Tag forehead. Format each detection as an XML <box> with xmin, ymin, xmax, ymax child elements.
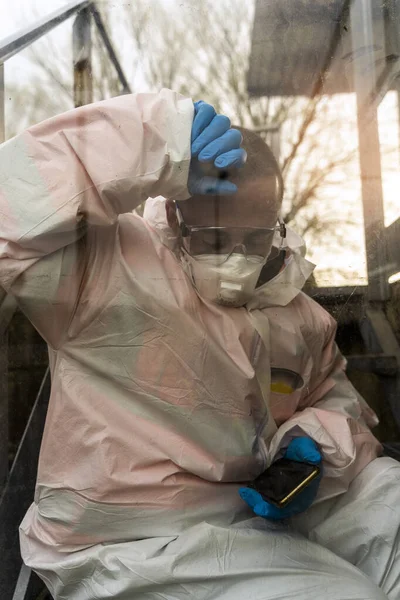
<box><xmin>179</xmin><ymin>176</ymin><xmax>279</xmax><ymax>228</ymax></box>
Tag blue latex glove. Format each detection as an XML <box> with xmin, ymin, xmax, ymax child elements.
<box><xmin>188</xmin><ymin>101</ymin><xmax>247</xmax><ymax>196</ymax></box>
<box><xmin>239</xmin><ymin>437</ymin><xmax>322</xmax><ymax>521</ymax></box>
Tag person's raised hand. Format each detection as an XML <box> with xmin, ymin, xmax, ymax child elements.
<box><xmin>188</xmin><ymin>101</ymin><xmax>247</xmax><ymax>196</ymax></box>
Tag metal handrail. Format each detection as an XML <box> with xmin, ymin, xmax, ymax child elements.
<box><xmin>0</xmin><ymin>0</ymin><xmax>131</xmax><ymax>92</ymax></box>
<box><xmin>0</xmin><ymin>0</ymin><xmax>91</xmax><ymax>63</ymax></box>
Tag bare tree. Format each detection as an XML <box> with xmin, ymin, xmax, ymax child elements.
<box><xmin>121</xmin><ymin>0</ymin><xmax>360</xmax><ymax>243</ymax></box>
<box><xmin>6</xmin><ymin>0</ymin><xmax>362</xmax><ymax>250</ymax></box>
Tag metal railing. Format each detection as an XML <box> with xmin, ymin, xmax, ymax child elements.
<box><xmin>0</xmin><ymin>4</ymin><xmax>131</xmax><ymax>597</ymax></box>
<box><xmin>0</xmin><ymin>0</ymin><xmax>131</xmax><ymax>142</ymax></box>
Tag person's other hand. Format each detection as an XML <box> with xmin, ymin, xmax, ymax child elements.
<box><xmin>239</xmin><ymin>437</ymin><xmax>322</xmax><ymax>521</ymax></box>
<box><xmin>188</xmin><ymin>101</ymin><xmax>247</xmax><ymax>196</ymax></box>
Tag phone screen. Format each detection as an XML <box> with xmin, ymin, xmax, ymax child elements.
<box><xmin>249</xmin><ymin>458</ymin><xmax>320</xmax><ymax>507</ymax></box>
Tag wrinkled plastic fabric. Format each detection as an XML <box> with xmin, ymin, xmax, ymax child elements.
<box><xmin>20</xmin><ymin>458</ymin><xmax>400</xmax><ymax>600</ymax></box>
<box><xmin>0</xmin><ymin>90</ymin><xmax>398</xmax><ymax>599</ymax></box>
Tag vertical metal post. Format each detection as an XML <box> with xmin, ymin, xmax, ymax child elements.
<box><xmin>350</xmin><ymin>0</ymin><xmax>390</xmax><ymax>301</ymax></box>
<box><xmin>73</xmin><ymin>7</ymin><xmax>93</xmax><ymax>108</ymax></box>
<box><xmin>0</xmin><ymin>63</ymin><xmax>5</xmax><ymax>143</ymax></box>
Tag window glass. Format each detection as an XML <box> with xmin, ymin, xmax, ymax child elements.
<box><xmin>1</xmin><ymin>2</ymin><xmax>400</xmax><ymax>599</ymax></box>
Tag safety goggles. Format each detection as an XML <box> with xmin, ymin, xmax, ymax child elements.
<box><xmin>177</xmin><ymin>208</ymin><xmax>286</xmax><ymax>264</ymax></box>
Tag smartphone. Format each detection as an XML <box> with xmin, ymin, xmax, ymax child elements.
<box><xmin>249</xmin><ymin>458</ymin><xmax>320</xmax><ymax>508</ymax></box>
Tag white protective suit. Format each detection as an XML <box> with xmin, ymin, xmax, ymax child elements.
<box><xmin>0</xmin><ymin>89</ymin><xmax>399</xmax><ymax>599</ymax></box>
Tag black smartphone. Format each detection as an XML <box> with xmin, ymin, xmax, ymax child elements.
<box><xmin>249</xmin><ymin>458</ymin><xmax>320</xmax><ymax>508</ymax></box>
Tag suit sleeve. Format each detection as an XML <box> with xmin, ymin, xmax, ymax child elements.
<box><xmin>0</xmin><ymin>89</ymin><xmax>193</xmax><ymax>347</ymax></box>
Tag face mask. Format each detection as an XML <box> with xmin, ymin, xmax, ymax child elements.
<box><xmin>182</xmin><ymin>251</ymin><xmax>266</xmax><ymax>307</ymax></box>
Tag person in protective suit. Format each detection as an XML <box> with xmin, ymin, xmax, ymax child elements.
<box><xmin>0</xmin><ymin>90</ymin><xmax>399</xmax><ymax>600</ymax></box>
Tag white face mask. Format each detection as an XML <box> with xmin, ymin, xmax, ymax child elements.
<box><xmin>182</xmin><ymin>252</ymin><xmax>266</xmax><ymax>307</ymax></box>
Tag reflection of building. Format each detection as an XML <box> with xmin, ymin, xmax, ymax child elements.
<box><xmin>246</xmin><ymin>0</ymin><xmax>400</xmax><ymax>514</ymax></box>
<box><xmin>247</xmin><ymin>0</ymin><xmax>400</xmax><ymax>301</ymax></box>
<box><xmin>248</xmin><ymin>0</ymin><xmax>400</xmax><ymax>100</ymax></box>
